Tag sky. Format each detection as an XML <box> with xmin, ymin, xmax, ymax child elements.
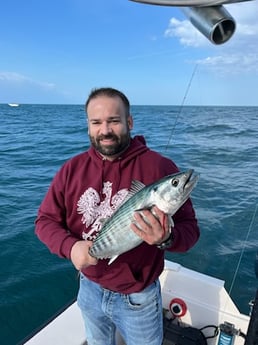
<box><xmin>0</xmin><ymin>0</ymin><xmax>258</xmax><ymax>106</ymax></box>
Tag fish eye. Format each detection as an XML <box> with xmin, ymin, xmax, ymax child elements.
<box><xmin>171</xmin><ymin>178</ymin><xmax>179</xmax><ymax>187</ymax></box>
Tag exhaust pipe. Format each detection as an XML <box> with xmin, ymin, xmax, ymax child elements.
<box><xmin>129</xmin><ymin>1</ymin><xmax>237</xmax><ymax>44</ymax></box>
<box><xmin>181</xmin><ymin>5</ymin><xmax>236</xmax><ymax>44</ymax></box>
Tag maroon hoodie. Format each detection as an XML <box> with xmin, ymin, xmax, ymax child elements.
<box><xmin>35</xmin><ymin>136</ymin><xmax>199</xmax><ymax>293</ymax></box>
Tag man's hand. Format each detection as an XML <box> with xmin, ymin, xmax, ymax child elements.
<box><xmin>70</xmin><ymin>240</ymin><xmax>98</xmax><ymax>270</ymax></box>
<box><xmin>130</xmin><ymin>206</ymin><xmax>171</xmax><ymax>245</ymax></box>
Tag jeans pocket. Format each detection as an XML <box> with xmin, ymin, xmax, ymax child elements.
<box><xmin>126</xmin><ymin>280</ymin><xmax>160</xmax><ymax>309</ymax></box>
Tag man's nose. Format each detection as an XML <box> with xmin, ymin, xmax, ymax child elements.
<box><xmin>100</xmin><ymin>122</ymin><xmax>112</xmax><ymax>135</ymax></box>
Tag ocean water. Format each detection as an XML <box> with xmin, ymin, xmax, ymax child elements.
<box><xmin>0</xmin><ymin>104</ymin><xmax>257</xmax><ymax>345</ymax></box>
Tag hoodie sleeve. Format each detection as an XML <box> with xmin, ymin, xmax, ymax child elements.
<box><xmin>35</xmin><ymin>166</ymin><xmax>79</xmax><ymax>259</ymax></box>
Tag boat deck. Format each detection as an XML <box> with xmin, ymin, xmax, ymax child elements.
<box><xmin>24</xmin><ymin>261</ymin><xmax>250</xmax><ymax>345</ymax></box>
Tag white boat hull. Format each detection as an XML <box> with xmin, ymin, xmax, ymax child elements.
<box><xmin>8</xmin><ymin>103</ymin><xmax>19</xmax><ymax>107</ymax></box>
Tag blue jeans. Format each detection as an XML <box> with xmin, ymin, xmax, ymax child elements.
<box><xmin>77</xmin><ymin>273</ymin><xmax>163</xmax><ymax>345</ymax></box>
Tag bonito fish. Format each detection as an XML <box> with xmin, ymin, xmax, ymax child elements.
<box><xmin>89</xmin><ymin>169</ymin><xmax>198</xmax><ymax>263</ymax></box>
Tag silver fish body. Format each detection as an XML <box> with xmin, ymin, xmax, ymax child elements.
<box><xmin>89</xmin><ymin>169</ymin><xmax>198</xmax><ymax>262</ymax></box>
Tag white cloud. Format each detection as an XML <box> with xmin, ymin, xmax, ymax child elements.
<box><xmin>0</xmin><ymin>71</ymin><xmax>55</xmax><ymax>89</ymax></box>
<box><xmin>228</xmin><ymin>2</ymin><xmax>258</xmax><ymax>45</ymax></box>
<box><xmin>164</xmin><ymin>17</ymin><xmax>207</xmax><ymax>47</ymax></box>
<box><xmin>164</xmin><ymin>1</ymin><xmax>258</xmax><ymax>73</ymax></box>
<box><xmin>229</xmin><ymin>1</ymin><xmax>258</xmax><ymax>24</ymax></box>
<box><xmin>196</xmin><ymin>52</ymin><xmax>258</xmax><ymax>74</ymax></box>
<box><xmin>0</xmin><ymin>71</ymin><xmax>74</xmax><ymax>104</ymax></box>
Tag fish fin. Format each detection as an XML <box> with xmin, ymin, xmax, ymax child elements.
<box><xmin>123</xmin><ymin>180</ymin><xmax>145</xmax><ymax>200</ymax></box>
<box><xmin>135</xmin><ymin>205</ymin><xmax>154</xmax><ymax>212</ymax></box>
<box><xmin>121</xmin><ymin>180</ymin><xmax>146</xmax><ymax>203</ymax></box>
<box><xmin>99</xmin><ymin>218</ymin><xmax>105</xmax><ymax>224</ymax></box>
<box><xmin>98</xmin><ymin>217</ymin><xmax>111</xmax><ymax>228</ymax></box>
<box><xmin>108</xmin><ymin>255</ymin><xmax>119</xmax><ymax>265</ymax></box>
<box><xmin>130</xmin><ymin>180</ymin><xmax>146</xmax><ymax>193</ymax></box>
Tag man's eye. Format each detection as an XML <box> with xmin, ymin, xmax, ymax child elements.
<box><xmin>107</xmin><ymin>119</ymin><xmax>120</xmax><ymax>124</ymax></box>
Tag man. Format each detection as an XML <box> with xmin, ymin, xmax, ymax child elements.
<box><xmin>35</xmin><ymin>87</ymin><xmax>200</xmax><ymax>345</ymax></box>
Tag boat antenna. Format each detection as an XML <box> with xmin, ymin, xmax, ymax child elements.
<box><xmin>165</xmin><ymin>63</ymin><xmax>198</xmax><ymax>152</ymax></box>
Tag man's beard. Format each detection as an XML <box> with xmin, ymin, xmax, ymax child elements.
<box><xmin>90</xmin><ymin>132</ymin><xmax>130</xmax><ymax>157</ymax></box>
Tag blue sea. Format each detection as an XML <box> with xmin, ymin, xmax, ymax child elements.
<box><xmin>0</xmin><ymin>104</ymin><xmax>257</xmax><ymax>345</ymax></box>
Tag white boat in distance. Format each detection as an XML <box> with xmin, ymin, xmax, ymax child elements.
<box><xmin>23</xmin><ymin>259</ymin><xmax>257</xmax><ymax>345</ymax></box>
<box><xmin>8</xmin><ymin>103</ymin><xmax>19</xmax><ymax>107</ymax></box>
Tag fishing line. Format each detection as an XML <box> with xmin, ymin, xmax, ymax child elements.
<box><xmin>226</xmin><ymin>203</ymin><xmax>258</xmax><ymax>302</ymax></box>
<box><xmin>165</xmin><ymin>63</ymin><xmax>198</xmax><ymax>152</ymax></box>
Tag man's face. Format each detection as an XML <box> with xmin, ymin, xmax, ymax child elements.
<box><xmin>87</xmin><ymin>95</ymin><xmax>133</xmax><ymax>160</ymax></box>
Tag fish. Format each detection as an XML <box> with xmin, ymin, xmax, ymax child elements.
<box><xmin>89</xmin><ymin>169</ymin><xmax>198</xmax><ymax>264</ymax></box>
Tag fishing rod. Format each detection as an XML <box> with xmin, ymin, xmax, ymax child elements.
<box><xmin>165</xmin><ymin>63</ymin><xmax>198</xmax><ymax>152</ymax></box>
<box><xmin>217</xmin><ymin>204</ymin><xmax>258</xmax><ymax>345</ymax></box>
<box><xmin>227</xmin><ymin>204</ymin><xmax>258</xmax><ymax>298</ymax></box>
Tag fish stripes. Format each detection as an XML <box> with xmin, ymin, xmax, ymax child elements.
<box><xmin>89</xmin><ymin>169</ymin><xmax>198</xmax><ymax>263</ymax></box>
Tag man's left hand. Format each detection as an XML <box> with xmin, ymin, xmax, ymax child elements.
<box><xmin>130</xmin><ymin>206</ymin><xmax>171</xmax><ymax>245</ymax></box>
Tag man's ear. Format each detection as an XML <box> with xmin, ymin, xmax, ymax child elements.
<box><xmin>128</xmin><ymin>115</ymin><xmax>133</xmax><ymax>130</ymax></box>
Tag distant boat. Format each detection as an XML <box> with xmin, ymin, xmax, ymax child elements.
<box><xmin>8</xmin><ymin>103</ymin><xmax>19</xmax><ymax>107</ymax></box>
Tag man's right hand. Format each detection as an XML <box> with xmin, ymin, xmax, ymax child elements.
<box><xmin>70</xmin><ymin>240</ymin><xmax>98</xmax><ymax>270</ymax></box>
